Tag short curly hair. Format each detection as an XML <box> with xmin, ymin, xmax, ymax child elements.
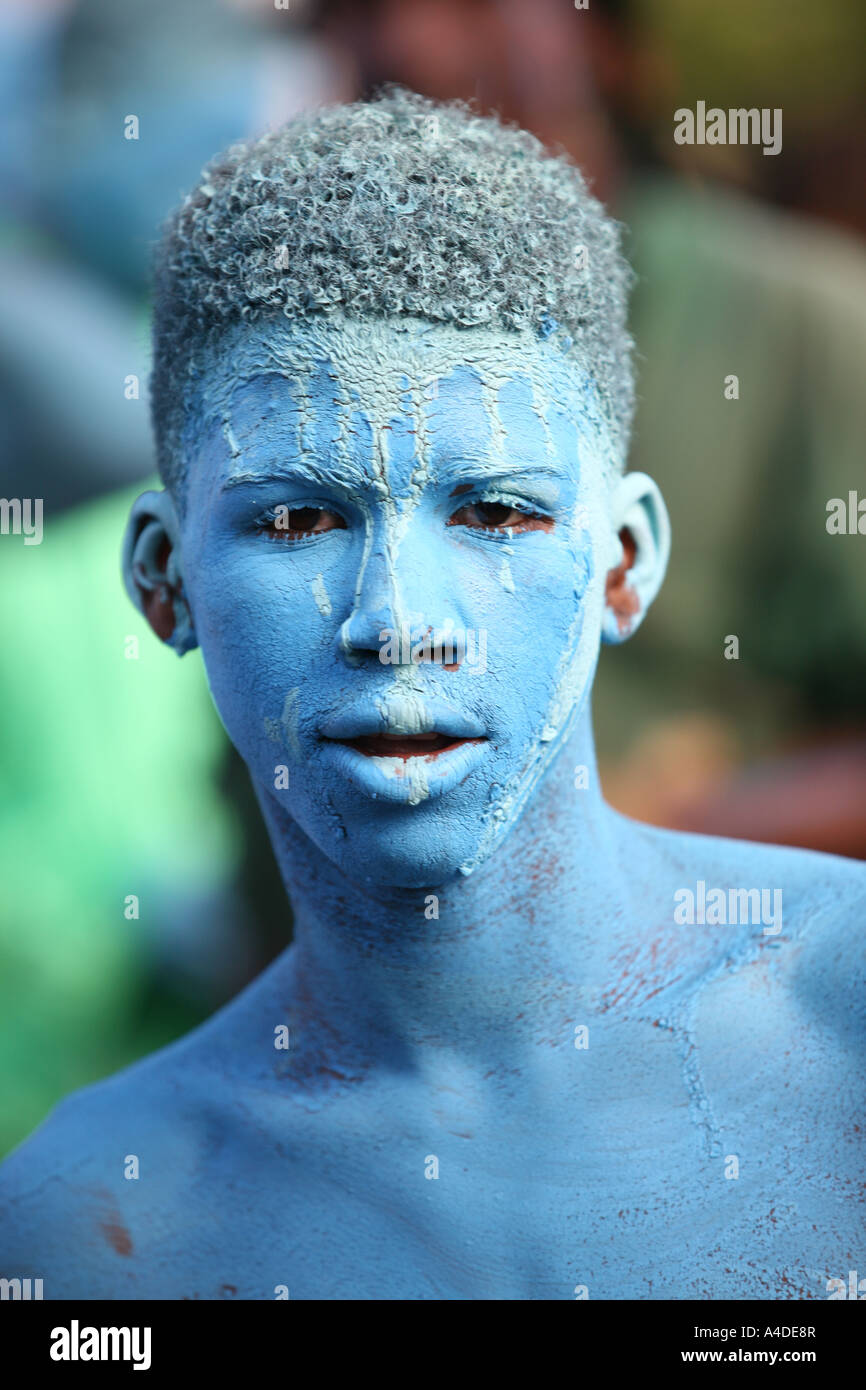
<box><xmin>151</xmin><ymin>88</ymin><xmax>635</xmax><ymax>494</ymax></box>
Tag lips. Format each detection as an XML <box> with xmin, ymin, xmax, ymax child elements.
<box><xmin>317</xmin><ymin>699</ymin><xmax>490</xmax><ymax>800</ymax></box>
<box><xmin>338</xmin><ymin>731</ymin><xmax>481</xmax><ymax>761</ymax></box>
<box><xmin>319</xmin><ymin>699</ymin><xmax>486</xmax><ymax>746</ymax></box>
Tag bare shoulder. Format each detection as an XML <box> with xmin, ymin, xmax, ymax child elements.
<box><xmin>774</xmin><ymin>846</ymin><xmax>866</xmax><ymax>1047</ymax></box>
<box><xmin>696</xmin><ymin>833</ymin><xmax>865</xmax><ymax>1021</ymax></box>
<box><xmin>628</xmin><ymin>815</ymin><xmax>866</xmax><ymax>1038</ymax></box>
<box><xmin>0</xmin><ymin>1041</ymin><xmax>213</xmax><ymax>1299</ymax></box>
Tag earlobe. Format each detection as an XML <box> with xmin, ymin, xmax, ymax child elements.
<box><xmin>121</xmin><ymin>490</ymin><xmax>198</xmax><ymax>654</ymax></box>
<box><xmin>601</xmin><ymin>471</ymin><xmax>670</xmax><ymax>645</ymax></box>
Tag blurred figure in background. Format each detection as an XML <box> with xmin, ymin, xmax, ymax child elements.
<box><xmin>0</xmin><ymin>0</ymin><xmax>340</xmax><ymax>1154</ymax></box>
<box><xmin>315</xmin><ymin>0</ymin><xmax>866</xmax><ymax>855</ymax></box>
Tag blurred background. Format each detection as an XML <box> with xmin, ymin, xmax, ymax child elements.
<box><xmin>1</xmin><ymin>0</ymin><xmax>864</xmax><ymax>1157</ymax></box>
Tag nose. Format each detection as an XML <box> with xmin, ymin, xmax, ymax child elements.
<box><xmin>336</xmin><ymin>524</ymin><xmax>466</xmax><ymax>667</ymax></box>
<box><xmin>337</xmin><ymin>541</ymin><xmax>398</xmax><ymax>660</ymax></box>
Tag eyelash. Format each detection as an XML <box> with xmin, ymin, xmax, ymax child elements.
<box><xmin>252</xmin><ymin>496</ymin><xmax>554</xmax><ymax>542</ymax></box>
<box><xmin>448</xmin><ymin>495</ymin><xmax>554</xmax><ymax>536</ymax></box>
<box><xmin>252</xmin><ymin>504</ymin><xmax>346</xmax><ymax>542</ymax></box>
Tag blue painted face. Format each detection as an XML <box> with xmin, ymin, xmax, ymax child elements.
<box><xmin>179</xmin><ymin>315</ymin><xmax>619</xmax><ymax>887</ymax></box>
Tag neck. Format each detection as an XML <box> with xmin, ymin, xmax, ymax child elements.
<box><xmin>255</xmin><ymin>707</ymin><xmax>629</xmax><ymax>1071</ymax></box>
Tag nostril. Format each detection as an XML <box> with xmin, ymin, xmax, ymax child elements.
<box><xmin>338</xmin><ymin>609</ymin><xmax>395</xmax><ymax>660</ymax></box>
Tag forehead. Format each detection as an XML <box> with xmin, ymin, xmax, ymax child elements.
<box><xmin>187</xmin><ymin>315</ymin><xmax>611</xmax><ymax>493</ymax></box>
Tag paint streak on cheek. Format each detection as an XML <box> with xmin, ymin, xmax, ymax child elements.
<box><xmin>499</xmin><ymin>556</ymin><xmax>516</xmax><ymax>594</ymax></box>
<box><xmin>311</xmin><ymin>574</ymin><xmax>332</xmax><ymax>616</ymax></box>
<box><xmin>275</xmin><ymin>689</ymin><xmax>302</xmax><ymax>758</ymax></box>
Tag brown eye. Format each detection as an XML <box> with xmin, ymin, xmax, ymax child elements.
<box><xmin>448</xmin><ymin>501</ymin><xmax>552</xmax><ymax>534</ymax></box>
<box><xmin>265</xmin><ymin>507</ymin><xmax>347</xmax><ymax>539</ymax></box>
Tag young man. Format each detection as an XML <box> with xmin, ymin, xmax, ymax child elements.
<box><xmin>1</xmin><ymin>90</ymin><xmax>863</xmax><ymax>1300</ymax></box>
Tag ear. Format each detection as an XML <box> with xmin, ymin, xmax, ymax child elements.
<box><xmin>601</xmin><ymin>471</ymin><xmax>670</xmax><ymax>645</ymax></box>
<box><xmin>121</xmin><ymin>490</ymin><xmax>197</xmax><ymax>654</ymax></box>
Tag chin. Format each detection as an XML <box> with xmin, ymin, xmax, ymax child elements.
<box><xmin>311</xmin><ymin>799</ymin><xmax>497</xmax><ymax>891</ymax></box>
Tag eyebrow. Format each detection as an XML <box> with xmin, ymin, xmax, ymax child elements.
<box><xmin>219</xmin><ymin>463</ymin><xmax>366</xmax><ymax>495</ymax></box>
<box><xmin>435</xmin><ymin>459</ymin><xmax>564</xmax><ymax>485</ymax></box>
<box><xmin>220</xmin><ymin>460</ymin><xmax>566</xmax><ymax>504</ymax></box>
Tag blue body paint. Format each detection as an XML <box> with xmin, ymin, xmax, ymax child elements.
<box><xmin>1</xmin><ymin>315</ymin><xmax>863</xmax><ymax>1301</ymax></box>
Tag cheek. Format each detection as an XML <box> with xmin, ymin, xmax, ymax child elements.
<box><xmin>529</xmin><ymin>527</ymin><xmax>604</xmax><ymax>737</ymax></box>
<box><xmin>511</xmin><ymin>524</ymin><xmax>593</xmax><ymax>618</ymax></box>
<box><xmin>189</xmin><ymin>526</ymin><xmax>348</xmax><ymax>652</ymax></box>
<box><xmin>184</xmin><ymin>546</ymin><xmax>331</xmax><ymax>751</ymax></box>
<box><xmin>455</xmin><ymin>528</ymin><xmax>598</xmax><ymax>738</ymax></box>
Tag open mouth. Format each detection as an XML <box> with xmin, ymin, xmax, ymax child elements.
<box><xmin>335</xmin><ymin>732</ymin><xmax>482</xmax><ymax>761</ymax></box>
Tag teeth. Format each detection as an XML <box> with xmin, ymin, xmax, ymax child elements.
<box><xmin>382</xmin><ymin>732</ymin><xmax>440</xmax><ymax>741</ymax></box>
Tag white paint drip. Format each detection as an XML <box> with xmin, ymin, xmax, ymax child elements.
<box><xmin>279</xmin><ymin>688</ymin><xmax>302</xmax><ymax>759</ymax></box>
<box><xmin>311</xmin><ymin>573</ymin><xmax>332</xmax><ymax>616</ymax></box>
